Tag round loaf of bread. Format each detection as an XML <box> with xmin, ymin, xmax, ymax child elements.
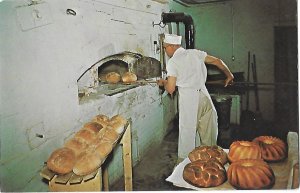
<box><xmin>74</xmin><ymin>129</ymin><xmax>96</xmax><ymax>145</ymax></box>
<box><xmin>101</xmin><ymin>129</ymin><xmax>120</xmax><ymax>144</ymax></box>
<box><xmin>47</xmin><ymin>147</ymin><xmax>76</xmax><ymax>174</ymax></box>
<box><xmin>106</xmin><ymin>72</ymin><xmax>121</xmax><ymax>84</ymax></box>
<box><xmin>64</xmin><ymin>138</ymin><xmax>88</xmax><ymax>156</ymax></box>
<box><xmin>188</xmin><ymin>145</ymin><xmax>228</xmax><ymax>165</ymax></box>
<box><xmin>253</xmin><ymin>136</ymin><xmax>287</xmax><ymax>162</ymax></box>
<box><xmin>83</xmin><ymin>122</ymin><xmax>104</xmax><ymax>134</ymax></box>
<box><xmin>92</xmin><ymin>114</ymin><xmax>110</xmax><ymax>127</ymax></box>
<box><xmin>122</xmin><ymin>72</ymin><xmax>137</xmax><ymax>83</ymax></box>
<box><xmin>227</xmin><ymin>159</ymin><xmax>275</xmax><ymax>189</ymax></box>
<box><xmin>95</xmin><ymin>141</ymin><xmax>114</xmax><ymax>159</ymax></box>
<box><xmin>109</xmin><ymin>115</ymin><xmax>127</xmax><ymax>134</ymax></box>
<box><xmin>183</xmin><ymin>159</ymin><xmax>227</xmax><ymax>188</ymax></box>
<box><xmin>110</xmin><ymin>115</ymin><xmax>127</xmax><ymax>125</ymax></box>
<box><xmin>73</xmin><ymin>149</ymin><xmax>102</xmax><ymax>176</ymax></box>
<box><xmin>228</xmin><ymin>141</ymin><xmax>262</xmax><ymax>163</ymax></box>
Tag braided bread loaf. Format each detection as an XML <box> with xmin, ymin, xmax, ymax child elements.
<box><xmin>183</xmin><ymin>159</ymin><xmax>227</xmax><ymax>188</ymax></box>
<box><xmin>188</xmin><ymin>145</ymin><xmax>228</xmax><ymax>165</ymax></box>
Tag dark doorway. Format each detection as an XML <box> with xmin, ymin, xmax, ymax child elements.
<box><xmin>274</xmin><ymin>26</ymin><xmax>298</xmax><ymax>134</ymax></box>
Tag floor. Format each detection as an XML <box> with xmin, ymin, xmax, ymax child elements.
<box><xmin>109</xmin><ymin>116</ymin><xmax>288</xmax><ymax>191</ymax></box>
<box><xmin>110</xmin><ymin>119</ymin><xmax>186</xmax><ymax>191</ymax></box>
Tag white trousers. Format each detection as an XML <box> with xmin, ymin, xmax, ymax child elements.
<box><xmin>177</xmin><ymin>88</ymin><xmax>218</xmax><ymax>159</ymax></box>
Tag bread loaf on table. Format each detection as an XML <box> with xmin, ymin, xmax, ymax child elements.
<box><xmin>47</xmin><ymin>147</ymin><xmax>76</xmax><ymax>174</ymax></box>
<box><xmin>253</xmin><ymin>136</ymin><xmax>287</xmax><ymax>162</ymax></box>
<box><xmin>95</xmin><ymin>141</ymin><xmax>114</xmax><ymax>159</ymax></box>
<box><xmin>92</xmin><ymin>114</ymin><xmax>110</xmax><ymax>127</ymax></box>
<box><xmin>64</xmin><ymin>138</ymin><xmax>88</xmax><ymax>157</ymax></box>
<box><xmin>227</xmin><ymin>159</ymin><xmax>275</xmax><ymax>189</ymax></box>
<box><xmin>106</xmin><ymin>72</ymin><xmax>121</xmax><ymax>84</ymax></box>
<box><xmin>188</xmin><ymin>145</ymin><xmax>228</xmax><ymax>165</ymax></box>
<box><xmin>183</xmin><ymin>159</ymin><xmax>227</xmax><ymax>188</ymax></box>
<box><xmin>228</xmin><ymin>141</ymin><xmax>262</xmax><ymax>163</ymax></box>
<box><xmin>83</xmin><ymin>122</ymin><xmax>104</xmax><ymax>134</ymax></box>
<box><xmin>101</xmin><ymin>128</ymin><xmax>120</xmax><ymax>144</ymax></box>
<box><xmin>74</xmin><ymin>129</ymin><xmax>96</xmax><ymax>145</ymax></box>
<box><xmin>110</xmin><ymin>115</ymin><xmax>127</xmax><ymax>125</ymax></box>
<box><xmin>109</xmin><ymin>115</ymin><xmax>127</xmax><ymax>134</ymax></box>
<box><xmin>122</xmin><ymin>72</ymin><xmax>137</xmax><ymax>83</ymax></box>
<box><xmin>73</xmin><ymin>149</ymin><xmax>103</xmax><ymax>176</ymax></box>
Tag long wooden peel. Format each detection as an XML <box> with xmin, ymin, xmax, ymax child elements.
<box><xmin>133</xmin><ymin>80</ymin><xmax>158</xmax><ymax>84</ymax></box>
<box><xmin>206</xmin><ymin>80</ymin><xmax>297</xmax><ymax>86</ymax></box>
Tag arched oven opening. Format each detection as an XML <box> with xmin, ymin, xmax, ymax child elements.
<box><xmin>77</xmin><ymin>51</ymin><xmax>162</xmax><ymax>102</ymax></box>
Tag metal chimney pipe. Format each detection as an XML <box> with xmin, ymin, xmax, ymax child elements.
<box><xmin>161</xmin><ymin>12</ymin><xmax>195</xmax><ymax>49</ymax></box>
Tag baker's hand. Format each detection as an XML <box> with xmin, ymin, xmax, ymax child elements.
<box><xmin>157</xmin><ymin>79</ymin><xmax>165</xmax><ymax>87</ymax></box>
<box><xmin>224</xmin><ymin>76</ymin><xmax>234</xmax><ymax>87</ymax></box>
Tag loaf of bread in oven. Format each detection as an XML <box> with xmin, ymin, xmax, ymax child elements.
<box><xmin>105</xmin><ymin>72</ymin><xmax>121</xmax><ymax>84</ymax></box>
<box><xmin>47</xmin><ymin>147</ymin><xmax>76</xmax><ymax>174</ymax></box>
<box><xmin>122</xmin><ymin>72</ymin><xmax>137</xmax><ymax>83</ymax></box>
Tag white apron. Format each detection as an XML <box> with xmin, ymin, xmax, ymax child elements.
<box><xmin>177</xmin><ymin>86</ymin><xmax>218</xmax><ymax>159</ymax></box>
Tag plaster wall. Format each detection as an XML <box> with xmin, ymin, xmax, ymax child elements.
<box><xmin>0</xmin><ymin>0</ymin><xmax>174</xmax><ymax>191</ymax></box>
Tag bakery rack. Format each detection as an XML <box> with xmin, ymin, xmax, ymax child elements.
<box><xmin>40</xmin><ymin>120</ymin><xmax>133</xmax><ymax>191</ymax></box>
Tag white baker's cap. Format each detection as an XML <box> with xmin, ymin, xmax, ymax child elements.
<box><xmin>164</xmin><ymin>33</ymin><xmax>182</xmax><ymax>45</ymax></box>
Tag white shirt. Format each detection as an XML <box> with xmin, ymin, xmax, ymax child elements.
<box><xmin>166</xmin><ymin>47</ymin><xmax>208</xmax><ymax>90</ymax></box>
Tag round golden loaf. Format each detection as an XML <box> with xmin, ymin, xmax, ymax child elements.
<box><xmin>74</xmin><ymin>129</ymin><xmax>96</xmax><ymax>144</ymax></box>
<box><xmin>64</xmin><ymin>138</ymin><xmax>88</xmax><ymax>157</ymax></box>
<box><xmin>95</xmin><ymin>141</ymin><xmax>114</xmax><ymax>159</ymax></box>
<box><xmin>106</xmin><ymin>72</ymin><xmax>121</xmax><ymax>84</ymax></box>
<box><xmin>109</xmin><ymin>115</ymin><xmax>127</xmax><ymax>134</ymax></box>
<box><xmin>83</xmin><ymin>122</ymin><xmax>104</xmax><ymax>134</ymax></box>
<box><xmin>73</xmin><ymin>149</ymin><xmax>103</xmax><ymax>176</ymax></box>
<box><xmin>47</xmin><ymin>147</ymin><xmax>76</xmax><ymax>174</ymax></box>
<box><xmin>122</xmin><ymin>72</ymin><xmax>137</xmax><ymax>83</ymax></box>
<box><xmin>92</xmin><ymin>114</ymin><xmax>110</xmax><ymax>127</ymax></box>
<box><xmin>101</xmin><ymin>129</ymin><xmax>120</xmax><ymax>144</ymax></box>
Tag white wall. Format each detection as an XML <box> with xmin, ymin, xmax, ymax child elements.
<box><xmin>0</xmin><ymin>0</ymin><xmax>172</xmax><ymax>191</ymax></box>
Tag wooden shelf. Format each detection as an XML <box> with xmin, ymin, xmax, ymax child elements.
<box><xmin>40</xmin><ymin>121</ymin><xmax>133</xmax><ymax>191</ymax></box>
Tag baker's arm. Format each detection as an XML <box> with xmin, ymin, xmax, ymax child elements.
<box><xmin>157</xmin><ymin>76</ymin><xmax>176</xmax><ymax>95</ymax></box>
<box><xmin>205</xmin><ymin>55</ymin><xmax>234</xmax><ymax>87</ymax></box>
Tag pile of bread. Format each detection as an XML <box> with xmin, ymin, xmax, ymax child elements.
<box><xmin>105</xmin><ymin>72</ymin><xmax>137</xmax><ymax>84</ymax></box>
<box><xmin>46</xmin><ymin>114</ymin><xmax>127</xmax><ymax>176</ymax></box>
<box><xmin>183</xmin><ymin>135</ymin><xmax>287</xmax><ymax>189</ymax></box>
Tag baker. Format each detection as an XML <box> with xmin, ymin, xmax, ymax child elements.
<box><xmin>157</xmin><ymin>33</ymin><xmax>234</xmax><ymax>163</ymax></box>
